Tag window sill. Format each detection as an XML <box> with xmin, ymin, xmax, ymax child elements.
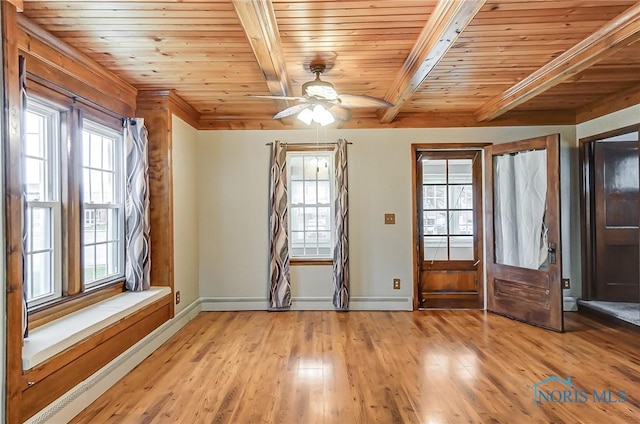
<box><xmin>22</xmin><ymin>286</ymin><xmax>171</xmax><ymax>370</ymax></box>
<box><xmin>291</xmin><ymin>259</ymin><xmax>333</xmax><ymax>266</ymax></box>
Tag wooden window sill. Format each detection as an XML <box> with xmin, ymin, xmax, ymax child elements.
<box><xmin>291</xmin><ymin>259</ymin><xmax>333</xmax><ymax>266</ymax></box>
<box><xmin>22</xmin><ymin>286</ymin><xmax>171</xmax><ymax>370</ymax></box>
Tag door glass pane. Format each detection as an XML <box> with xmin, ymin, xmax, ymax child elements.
<box><xmin>424</xmin><ymin>211</ymin><xmax>447</xmax><ymax>235</ymax></box>
<box><xmin>449</xmin><ymin>185</ymin><xmax>473</xmax><ymax>209</ymax></box>
<box><xmin>449</xmin><ymin>211</ymin><xmax>473</xmax><ymax>235</ymax></box>
<box><xmin>448</xmin><ymin>159</ymin><xmax>472</xmax><ymax>183</ymax></box>
<box><xmin>424</xmin><ymin>185</ymin><xmax>447</xmax><ymax>209</ymax></box>
<box><xmin>450</xmin><ymin>236</ymin><xmax>474</xmax><ymax>260</ymax></box>
<box><xmin>493</xmin><ymin>149</ymin><xmax>548</xmax><ymax>270</ymax></box>
<box><xmin>424</xmin><ymin>236</ymin><xmax>448</xmax><ymax>261</ymax></box>
<box><xmin>423</xmin><ymin>159</ymin><xmax>446</xmax><ymax>184</ymax></box>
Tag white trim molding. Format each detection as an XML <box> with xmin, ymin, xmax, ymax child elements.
<box><xmin>200</xmin><ymin>296</ymin><xmax>413</xmax><ymax>311</ymax></box>
<box><xmin>564</xmin><ymin>296</ymin><xmax>578</xmax><ymax>312</ymax></box>
<box><xmin>25</xmin><ymin>298</ymin><xmax>202</xmax><ymax>424</ymax></box>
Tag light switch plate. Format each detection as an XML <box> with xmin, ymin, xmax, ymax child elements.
<box><xmin>385</xmin><ymin>213</ymin><xmax>396</xmax><ymax>225</ymax></box>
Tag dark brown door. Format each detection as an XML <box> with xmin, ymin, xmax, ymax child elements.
<box><xmin>594</xmin><ymin>141</ymin><xmax>639</xmax><ymax>301</ymax></box>
<box><xmin>416</xmin><ymin>150</ymin><xmax>483</xmax><ymax>309</ymax></box>
<box><xmin>486</xmin><ymin>134</ymin><xmax>563</xmax><ymax>331</ymax></box>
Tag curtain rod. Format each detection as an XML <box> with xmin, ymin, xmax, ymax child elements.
<box><xmin>27</xmin><ymin>71</ymin><xmax>125</xmax><ymax>120</ymax></box>
<box><xmin>265</xmin><ymin>141</ymin><xmax>352</xmax><ymax>146</ymax></box>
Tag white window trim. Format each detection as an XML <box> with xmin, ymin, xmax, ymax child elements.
<box><xmin>286</xmin><ymin>151</ymin><xmax>335</xmax><ymax>260</ymax></box>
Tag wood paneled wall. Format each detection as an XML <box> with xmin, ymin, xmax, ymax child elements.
<box><xmin>2</xmin><ymin>3</ymin><xmax>26</xmax><ymax>423</ymax></box>
<box><xmin>136</xmin><ymin>89</ymin><xmax>200</xmax><ymax>322</ymax></box>
<box><xmin>2</xmin><ymin>4</ymin><xmax>175</xmax><ymax>422</ymax></box>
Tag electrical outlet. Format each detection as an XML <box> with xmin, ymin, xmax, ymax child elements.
<box><xmin>393</xmin><ymin>278</ymin><xmax>401</xmax><ymax>290</ymax></box>
<box><xmin>384</xmin><ymin>213</ymin><xmax>396</xmax><ymax>225</ymax></box>
<box><xmin>176</xmin><ymin>291</ymin><xmax>181</xmax><ymax>304</ymax></box>
<box><xmin>562</xmin><ymin>279</ymin><xmax>570</xmax><ymax>289</ymax></box>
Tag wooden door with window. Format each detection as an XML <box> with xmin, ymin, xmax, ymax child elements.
<box><xmin>485</xmin><ymin>134</ymin><xmax>563</xmax><ymax>331</ymax></box>
<box><xmin>415</xmin><ymin>149</ymin><xmax>483</xmax><ymax>309</ymax></box>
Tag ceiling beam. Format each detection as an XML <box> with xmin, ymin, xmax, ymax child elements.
<box><xmin>231</xmin><ymin>0</ymin><xmax>294</xmax><ymax>122</ymax></box>
<box><xmin>378</xmin><ymin>0</ymin><xmax>486</xmax><ymax>124</ymax></box>
<box><xmin>476</xmin><ymin>2</ymin><xmax>640</xmax><ymax>122</ymax></box>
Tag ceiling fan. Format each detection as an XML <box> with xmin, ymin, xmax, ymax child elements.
<box><xmin>247</xmin><ymin>62</ymin><xmax>393</xmax><ymax>125</ymax></box>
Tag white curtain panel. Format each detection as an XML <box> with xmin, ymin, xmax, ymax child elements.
<box><xmin>494</xmin><ymin>150</ymin><xmax>548</xmax><ymax>270</ymax></box>
<box><xmin>124</xmin><ymin>118</ymin><xmax>151</xmax><ymax>291</ymax></box>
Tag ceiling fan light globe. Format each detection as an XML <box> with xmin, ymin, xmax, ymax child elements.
<box><xmin>312</xmin><ymin>104</ymin><xmax>335</xmax><ymax>126</ymax></box>
<box><xmin>297</xmin><ymin>108</ymin><xmax>314</xmax><ymax>125</ymax></box>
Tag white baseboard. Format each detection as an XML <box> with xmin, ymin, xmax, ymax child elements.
<box><xmin>564</xmin><ymin>296</ymin><xmax>578</xmax><ymax>312</ymax></box>
<box><xmin>200</xmin><ymin>297</ymin><xmax>267</xmax><ymax>311</ymax></box>
<box><xmin>350</xmin><ymin>296</ymin><xmax>413</xmax><ymax>311</ymax></box>
<box><xmin>200</xmin><ymin>296</ymin><xmax>413</xmax><ymax>311</ymax></box>
<box><xmin>26</xmin><ymin>298</ymin><xmax>202</xmax><ymax>424</ymax></box>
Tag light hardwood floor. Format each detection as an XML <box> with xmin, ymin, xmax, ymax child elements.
<box><xmin>72</xmin><ymin>311</ymin><xmax>640</xmax><ymax>423</ymax></box>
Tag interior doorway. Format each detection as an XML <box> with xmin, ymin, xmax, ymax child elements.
<box><xmin>580</xmin><ymin>127</ymin><xmax>640</xmax><ymax>325</ymax></box>
<box><xmin>412</xmin><ymin>144</ymin><xmax>487</xmax><ymax>309</ymax></box>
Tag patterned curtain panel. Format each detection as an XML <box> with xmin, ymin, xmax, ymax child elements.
<box><xmin>268</xmin><ymin>140</ymin><xmax>291</xmax><ymax>309</ymax></box>
<box><xmin>123</xmin><ymin>118</ymin><xmax>151</xmax><ymax>291</ymax></box>
<box><xmin>333</xmin><ymin>139</ymin><xmax>350</xmax><ymax>310</ymax></box>
<box><xmin>19</xmin><ymin>55</ymin><xmax>29</xmax><ymax>338</ymax></box>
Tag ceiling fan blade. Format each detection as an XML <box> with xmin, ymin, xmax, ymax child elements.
<box><xmin>246</xmin><ymin>94</ymin><xmax>307</xmax><ymax>101</ymax></box>
<box><xmin>338</xmin><ymin>94</ymin><xmax>393</xmax><ymax>109</ymax></box>
<box><xmin>273</xmin><ymin>103</ymin><xmax>311</xmax><ymax>120</ymax></box>
<box><xmin>328</xmin><ymin>104</ymin><xmax>352</xmax><ymax>122</ymax></box>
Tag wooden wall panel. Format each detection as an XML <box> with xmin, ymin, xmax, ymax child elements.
<box><xmin>2</xmin><ymin>2</ymin><xmax>26</xmax><ymax>422</ymax></box>
<box><xmin>136</xmin><ymin>94</ymin><xmax>176</xmax><ymax>319</ymax></box>
<box><xmin>20</xmin><ymin>297</ymin><xmax>172</xmax><ymax>422</ymax></box>
<box><xmin>16</xmin><ymin>15</ymin><xmax>137</xmax><ymax>116</ymax></box>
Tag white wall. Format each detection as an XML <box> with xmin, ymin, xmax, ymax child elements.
<box><xmin>197</xmin><ymin>125</ymin><xmax>579</xmax><ymax>310</ymax></box>
<box><xmin>577</xmin><ymin>104</ymin><xmax>640</xmax><ymax>140</ymax></box>
<box><xmin>171</xmin><ymin>115</ymin><xmax>200</xmax><ymax>313</ymax></box>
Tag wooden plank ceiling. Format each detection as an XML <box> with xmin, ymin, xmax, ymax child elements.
<box><xmin>20</xmin><ymin>0</ymin><xmax>640</xmax><ymax>129</ymax></box>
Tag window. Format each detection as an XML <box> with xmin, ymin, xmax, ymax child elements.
<box><xmin>287</xmin><ymin>152</ymin><xmax>334</xmax><ymax>259</ymax></box>
<box><xmin>422</xmin><ymin>158</ymin><xmax>475</xmax><ymax>261</ymax></box>
<box><xmin>24</xmin><ymin>100</ymin><xmax>62</xmax><ymax>306</ymax></box>
<box><xmin>22</xmin><ymin>95</ymin><xmax>125</xmax><ymax>312</ymax></box>
<box><xmin>82</xmin><ymin>121</ymin><xmax>124</xmax><ymax>287</ymax></box>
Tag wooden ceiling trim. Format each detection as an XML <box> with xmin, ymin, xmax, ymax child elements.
<box><xmin>378</xmin><ymin>0</ymin><xmax>486</xmax><ymax>124</ymax></box>
<box><xmin>7</xmin><ymin>0</ymin><xmax>23</xmax><ymax>12</ymax></box>
<box><xmin>231</xmin><ymin>0</ymin><xmax>294</xmax><ymax>118</ymax></box>
<box><xmin>476</xmin><ymin>2</ymin><xmax>640</xmax><ymax>122</ymax></box>
<box><xmin>137</xmin><ymin>89</ymin><xmax>201</xmax><ymax>129</ymax></box>
<box><xmin>198</xmin><ymin>109</ymin><xmax>575</xmax><ymax>130</ymax></box>
<box><xmin>16</xmin><ymin>14</ymin><xmax>137</xmax><ymax>110</ymax></box>
<box><xmin>576</xmin><ymin>82</ymin><xmax>640</xmax><ymax>123</ymax></box>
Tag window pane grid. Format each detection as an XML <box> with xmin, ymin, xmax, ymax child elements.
<box><xmin>288</xmin><ymin>153</ymin><xmax>333</xmax><ymax>259</ymax></box>
<box><xmin>422</xmin><ymin>158</ymin><xmax>474</xmax><ymax>262</ymax></box>
<box><xmin>24</xmin><ymin>100</ymin><xmax>61</xmax><ymax>306</ymax></box>
<box><xmin>82</xmin><ymin>121</ymin><xmax>124</xmax><ymax>287</ymax></box>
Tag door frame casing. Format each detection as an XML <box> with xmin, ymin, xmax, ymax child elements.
<box><xmin>579</xmin><ymin>124</ymin><xmax>640</xmax><ymax>301</ymax></box>
<box><xmin>411</xmin><ymin>143</ymin><xmax>491</xmax><ymax>310</ymax></box>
